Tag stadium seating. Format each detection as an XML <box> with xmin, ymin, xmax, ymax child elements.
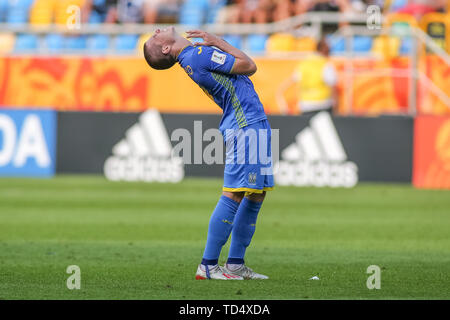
<box><xmin>248</xmin><ymin>34</ymin><xmax>268</xmax><ymax>53</ymax></box>
<box><xmin>45</xmin><ymin>33</ymin><xmax>65</xmax><ymax>52</ymax></box>
<box><xmin>88</xmin><ymin>34</ymin><xmax>111</xmax><ymax>51</ymax></box>
<box><xmin>372</xmin><ymin>36</ymin><xmax>401</xmax><ymax>58</ymax></box>
<box><xmin>115</xmin><ymin>34</ymin><xmax>139</xmax><ymax>52</ymax></box>
<box><xmin>55</xmin><ymin>0</ymin><xmax>85</xmax><ymax>26</ymax></box>
<box><xmin>30</xmin><ymin>0</ymin><xmax>55</xmax><ymax>25</ymax></box>
<box><xmin>353</xmin><ymin>36</ymin><xmax>373</xmax><ymax>52</ymax></box>
<box><xmin>1</xmin><ymin>0</ymin><xmax>440</xmax><ymax>57</ymax></box>
<box><xmin>14</xmin><ymin>33</ymin><xmax>38</xmax><ymax>51</ymax></box>
<box><xmin>222</xmin><ymin>35</ymin><xmax>242</xmax><ymax>50</ymax></box>
<box><xmin>66</xmin><ymin>35</ymin><xmax>88</xmax><ymax>50</ymax></box>
<box><xmin>329</xmin><ymin>35</ymin><xmax>373</xmax><ymax>54</ymax></box>
<box><xmin>6</xmin><ymin>0</ymin><xmax>34</xmax><ymax>24</ymax></box>
<box><xmin>295</xmin><ymin>37</ymin><xmax>316</xmax><ymax>52</ymax></box>
<box><xmin>0</xmin><ymin>0</ymin><xmax>8</xmax><ymax>22</ymax></box>
<box><xmin>266</xmin><ymin>33</ymin><xmax>296</xmax><ymax>52</ymax></box>
<box><xmin>328</xmin><ymin>35</ymin><xmax>345</xmax><ymax>54</ymax></box>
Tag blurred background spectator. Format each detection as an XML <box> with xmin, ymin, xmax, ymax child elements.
<box><xmin>238</xmin><ymin>0</ymin><xmax>272</xmax><ymax>24</ymax></box>
<box><xmin>276</xmin><ymin>38</ymin><xmax>337</xmax><ymax>115</ymax></box>
<box><xmin>83</xmin><ymin>0</ymin><xmax>181</xmax><ymax>24</ymax></box>
<box><xmin>83</xmin><ymin>0</ymin><xmax>117</xmax><ymax>23</ymax></box>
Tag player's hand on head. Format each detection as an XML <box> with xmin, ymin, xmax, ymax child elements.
<box><xmin>186</xmin><ymin>30</ymin><xmax>219</xmax><ymax>46</ymax></box>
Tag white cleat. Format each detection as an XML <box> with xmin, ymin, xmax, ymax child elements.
<box><xmin>195</xmin><ymin>264</ymin><xmax>244</xmax><ymax>280</ymax></box>
<box><xmin>223</xmin><ymin>264</ymin><xmax>269</xmax><ymax>280</ymax></box>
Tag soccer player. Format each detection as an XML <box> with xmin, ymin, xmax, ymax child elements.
<box><xmin>143</xmin><ymin>27</ymin><xmax>274</xmax><ymax>280</ymax></box>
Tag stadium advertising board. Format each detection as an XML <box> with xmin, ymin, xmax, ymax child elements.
<box><xmin>1</xmin><ymin>56</ymin><xmax>448</xmax><ymax>116</ymax></box>
<box><xmin>413</xmin><ymin>115</ymin><xmax>450</xmax><ymax>189</ymax></box>
<box><xmin>56</xmin><ymin>111</ymin><xmax>413</xmax><ymax>185</ymax></box>
<box><xmin>0</xmin><ymin>109</ymin><xmax>56</xmax><ymax>177</ymax></box>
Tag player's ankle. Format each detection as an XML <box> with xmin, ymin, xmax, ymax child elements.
<box><xmin>200</xmin><ymin>258</ymin><xmax>219</xmax><ymax>271</ymax></box>
<box><xmin>200</xmin><ymin>264</ymin><xmax>218</xmax><ymax>271</ymax></box>
<box><xmin>226</xmin><ymin>258</ymin><xmax>245</xmax><ymax>271</ymax></box>
<box><xmin>226</xmin><ymin>263</ymin><xmax>243</xmax><ymax>271</ymax></box>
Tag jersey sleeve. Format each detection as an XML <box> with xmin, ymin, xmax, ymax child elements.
<box><xmin>196</xmin><ymin>46</ymin><xmax>236</xmax><ymax>74</ymax></box>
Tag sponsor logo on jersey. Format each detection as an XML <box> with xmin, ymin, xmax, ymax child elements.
<box><xmin>211</xmin><ymin>50</ymin><xmax>226</xmax><ymax>65</ymax></box>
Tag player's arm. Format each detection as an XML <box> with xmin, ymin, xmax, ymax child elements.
<box><xmin>276</xmin><ymin>76</ymin><xmax>296</xmax><ymax>115</ymax></box>
<box><xmin>186</xmin><ymin>30</ymin><xmax>257</xmax><ymax>76</ymax></box>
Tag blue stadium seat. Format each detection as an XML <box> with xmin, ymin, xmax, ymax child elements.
<box><xmin>353</xmin><ymin>36</ymin><xmax>373</xmax><ymax>52</ymax></box>
<box><xmin>88</xmin><ymin>34</ymin><xmax>110</xmax><ymax>51</ymax></box>
<box><xmin>15</xmin><ymin>33</ymin><xmax>38</xmax><ymax>51</ymax></box>
<box><xmin>0</xmin><ymin>0</ymin><xmax>8</xmax><ymax>22</ymax></box>
<box><xmin>222</xmin><ymin>35</ymin><xmax>242</xmax><ymax>50</ymax></box>
<box><xmin>328</xmin><ymin>36</ymin><xmax>345</xmax><ymax>54</ymax></box>
<box><xmin>66</xmin><ymin>35</ymin><xmax>88</xmax><ymax>50</ymax></box>
<box><xmin>45</xmin><ymin>33</ymin><xmax>65</xmax><ymax>52</ymax></box>
<box><xmin>328</xmin><ymin>36</ymin><xmax>373</xmax><ymax>54</ymax></box>
<box><xmin>6</xmin><ymin>0</ymin><xmax>34</xmax><ymax>25</ymax></box>
<box><xmin>248</xmin><ymin>34</ymin><xmax>268</xmax><ymax>53</ymax></box>
<box><xmin>115</xmin><ymin>34</ymin><xmax>139</xmax><ymax>52</ymax></box>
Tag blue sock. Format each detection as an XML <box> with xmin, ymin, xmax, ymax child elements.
<box><xmin>201</xmin><ymin>195</ymin><xmax>240</xmax><ymax>266</ymax></box>
<box><xmin>227</xmin><ymin>197</ymin><xmax>263</xmax><ymax>265</ymax></box>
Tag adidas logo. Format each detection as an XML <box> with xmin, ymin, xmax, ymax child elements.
<box><xmin>275</xmin><ymin>111</ymin><xmax>358</xmax><ymax>188</ymax></box>
<box><xmin>104</xmin><ymin>109</ymin><xmax>184</xmax><ymax>183</ymax></box>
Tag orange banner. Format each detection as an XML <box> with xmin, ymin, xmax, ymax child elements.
<box><xmin>413</xmin><ymin>116</ymin><xmax>450</xmax><ymax>189</ymax></box>
<box><xmin>0</xmin><ymin>55</ymin><xmax>448</xmax><ymax>115</ymax></box>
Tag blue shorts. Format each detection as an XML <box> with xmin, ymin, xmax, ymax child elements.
<box><xmin>222</xmin><ymin>119</ymin><xmax>275</xmax><ymax>194</ymax></box>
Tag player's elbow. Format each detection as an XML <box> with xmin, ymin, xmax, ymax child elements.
<box><xmin>232</xmin><ymin>59</ymin><xmax>257</xmax><ymax>76</ymax></box>
<box><xmin>246</xmin><ymin>61</ymin><xmax>257</xmax><ymax>76</ymax></box>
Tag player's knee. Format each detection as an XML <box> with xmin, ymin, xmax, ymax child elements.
<box><xmin>247</xmin><ymin>191</ymin><xmax>266</xmax><ymax>203</ymax></box>
<box><xmin>222</xmin><ymin>191</ymin><xmax>245</xmax><ymax>203</ymax></box>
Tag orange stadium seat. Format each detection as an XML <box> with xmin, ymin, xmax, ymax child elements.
<box><xmin>372</xmin><ymin>35</ymin><xmax>401</xmax><ymax>58</ymax></box>
<box><xmin>55</xmin><ymin>0</ymin><xmax>86</xmax><ymax>26</ymax></box>
<box><xmin>266</xmin><ymin>33</ymin><xmax>296</xmax><ymax>52</ymax></box>
<box><xmin>0</xmin><ymin>33</ymin><xmax>15</xmax><ymax>53</ymax></box>
<box><xmin>294</xmin><ymin>37</ymin><xmax>317</xmax><ymax>52</ymax></box>
<box><xmin>29</xmin><ymin>0</ymin><xmax>56</xmax><ymax>25</ymax></box>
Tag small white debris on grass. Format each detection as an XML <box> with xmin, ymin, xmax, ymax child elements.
<box><xmin>309</xmin><ymin>276</ymin><xmax>320</xmax><ymax>280</ymax></box>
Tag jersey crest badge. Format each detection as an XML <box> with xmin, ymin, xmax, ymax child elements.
<box><xmin>248</xmin><ymin>172</ymin><xmax>257</xmax><ymax>185</ymax></box>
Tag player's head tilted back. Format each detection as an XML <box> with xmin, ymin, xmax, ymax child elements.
<box><xmin>143</xmin><ymin>26</ymin><xmax>179</xmax><ymax>70</ymax></box>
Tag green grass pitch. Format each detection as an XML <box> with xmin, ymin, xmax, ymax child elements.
<box><xmin>0</xmin><ymin>176</ymin><xmax>449</xmax><ymax>300</ymax></box>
